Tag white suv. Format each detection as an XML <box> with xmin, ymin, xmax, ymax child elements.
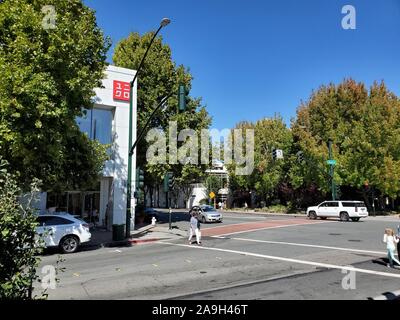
<box><xmin>36</xmin><ymin>213</ymin><xmax>91</xmax><ymax>253</ymax></box>
<box><xmin>307</xmin><ymin>201</ymin><xmax>369</xmax><ymax>222</ymax></box>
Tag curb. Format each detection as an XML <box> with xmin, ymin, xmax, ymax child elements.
<box><xmin>128</xmin><ymin>238</ymin><xmax>168</xmax><ymax>245</ymax></box>
<box><xmin>84</xmin><ymin>225</ymin><xmax>187</xmax><ymax>249</ymax></box>
<box><xmin>97</xmin><ymin>237</ymin><xmax>165</xmax><ymax>247</ymax></box>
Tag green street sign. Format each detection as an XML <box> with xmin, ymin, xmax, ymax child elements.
<box><xmin>327</xmin><ymin>160</ymin><xmax>337</xmax><ymax>165</ymax></box>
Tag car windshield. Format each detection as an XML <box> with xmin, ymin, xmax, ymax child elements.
<box><xmin>202</xmin><ymin>207</ymin><xmax>216</xmax><ymax>212</ymax></box>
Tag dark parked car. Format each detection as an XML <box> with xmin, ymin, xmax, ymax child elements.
<box><xmin>143</xmin><ymin>207</ymin><xmax>159</xmax><ymax>223</ymax></box>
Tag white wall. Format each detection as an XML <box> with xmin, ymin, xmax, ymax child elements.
<box><xmin>38</xmin><ymin>66</ymin><xmax>138</xmax><ymax>230</ymax></box>
<box><xmin>92</xmin><ymin>65</ymin><xmax>138</xmax><ymax>227</ymax></box>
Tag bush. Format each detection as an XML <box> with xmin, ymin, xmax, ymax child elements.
<box><xmin>0</xmin><ymin>159</ymin><xmax>45</xmax><ymax>299</ymax></box>
<box><xmin>257</xmin><ymin>205</ymin><xmax>289</xmax><ymax>213</ymax></box>
<box><xmin>199</xmin><ymin>199</ymin><xmax>208</xmax><ymax>205</ymax></box>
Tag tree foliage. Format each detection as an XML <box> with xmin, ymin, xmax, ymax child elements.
<box><xmin>228</xmin><ymin>117</ymin><xmax>293</xmax><ymax>205</ymax></box>
<box><xmin>228</xmin><ymin>79</ymin><xmax>400</xmax><ymax>210</ymax></box>
<box><xmin>113</xmin><ymin>32</ymin><xmax>212</xmax><ymax>205</ymax></box>
<box><xmin>0</xmin><ymin>0</ymin><xmax>110</xmax><ymax>190</ymax></box>
<box><xmin>0</xmin><ymin>159</ymin><xmax>44</xmax><ymax>299</ymax></box>
<box><xmin>292</xmin><ymin>79</ymin><xmax>400</xmax><ymax>203</ymax></box>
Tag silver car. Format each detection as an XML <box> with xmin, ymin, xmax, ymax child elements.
<box><xmin>190</xmin><ymin>205</ymin><xmax>223</xmax><ymax>223</ymax></box>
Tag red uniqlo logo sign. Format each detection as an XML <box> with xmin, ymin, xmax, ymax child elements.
<box><xmin>113</xmin><ymin>80</ymin><xmax>130</xmax><ymax>101</ymax></box>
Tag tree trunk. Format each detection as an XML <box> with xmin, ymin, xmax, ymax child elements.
<box><xmin>156</xmin><ymin>185</ymin><xmax>160</xmax><ymax>208</ymax></box>
<box><xmin>362</xmin><ymin>190</ymin><xmax>371</xmax><ymax>212</ymax></box>
<box><xmin>149</xmin><ymin>186</ymin><xmax>153</xmax><ymax>208</ymax></box>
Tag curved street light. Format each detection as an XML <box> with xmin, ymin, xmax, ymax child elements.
<box><xmin>126</xmin><ymin>18</ymin><xmax>171</xmax><ymax>239</ymax></box>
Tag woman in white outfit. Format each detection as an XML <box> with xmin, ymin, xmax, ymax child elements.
<box><xmin>383</xmin><ymin>228</ymin><xmax>400</xmax><ymax>268</ymax></box>
<box><xmin>188</xmin><ymin>212</ymin><xmax>201</xmax><ymax>245</ymax></box>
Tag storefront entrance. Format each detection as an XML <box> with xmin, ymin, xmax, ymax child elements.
<box><xmin>45</xmin><ymin>178</ymin><xmax>112</xmax><ymax>228</ymax></box>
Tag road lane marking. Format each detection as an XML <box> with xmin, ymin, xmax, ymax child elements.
<box><xmin>158</xmin><ymin>242</ymin><xmax>400</xmax><ymax>279</ymax></box>
<box><xmin>202</xmin><ymin>218</ymin><xmax>322</xmax><ymax>231</ymax></box>
<box><xmin>212</xmin><ymin>237</ymin><xmax>386</xmax><ymax>256</ymax></box>
<box><xmin>209</xmin><ymin>220</ymin><xmax>334</xmax><ymax>237</ymax></box>
<box><xmin>201</xmin><ymin>219</ymin><xmax>291</xmax><ymax>231</ymax></box>
<box><xmin>222</xmin><ymin>215</ymin><xmax>267</xmax><ymax>220</ymax></box>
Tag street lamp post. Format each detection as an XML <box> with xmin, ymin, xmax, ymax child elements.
<box><xmin>125</xmin><ymin>18</ymin><xmax>171</xmax><ymax>239</ymax></box>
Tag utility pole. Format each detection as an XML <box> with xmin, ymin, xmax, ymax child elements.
<box><xmin>125</xmin><ymin>18</ymin><xmax>171</xmax><ymax>239</ymax></box>
<box><xmin>328</xmin><ymin>140</ymin><xmax>336</xmax><ymax>201</ymax></box>
<box><xmin>169</xmin><ymin>206</ymin><xmax>172</xmax><ymax>230</ymax></box>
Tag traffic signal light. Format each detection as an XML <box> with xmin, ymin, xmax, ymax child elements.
<box><xmin>336</xmin><ymin>184</ymin><xmax>341</xmax><ymax>200</ymax></box>
<box><xmin>136</xmin><ymin>167</ymin><xmax>144</xmax><ymax>189</ymax></box>
<box><xmin>163</xmin><ymin>172</ymin><xmax>174</xmax><ymax>192</ymax></box>
<box><xmin>168</xmin><ymin>172</ymin><xmax>174</xmax><ymax>189</ymax></box>
<box><xmin>178</xmin><ymin>84</ymin><xmax>189</xmax><ymax>112</ymax></box>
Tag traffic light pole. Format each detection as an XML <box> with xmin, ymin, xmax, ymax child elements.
<box><xmin>126</xmin><ymin>84</ymin><xmax>185</xmax><ymax>238</ymax></box>
<box><xmin>125</xmin><ymin>19</ymin><xmax>170</xmax><ymax>239</ymax></box>
<box><xmin>328</xmin><ymin>140</ymin><xmax>336</xmax><ymax>201</ymax></box>
<box><xmin>169</xmin><ymin>206</ymin><xmax>172</xmax><ymax>230</ymax></box>
<box><xmin>129</xmin><ymin>92</ymin><xmax>174</xmax><ymax>158</ymax></box>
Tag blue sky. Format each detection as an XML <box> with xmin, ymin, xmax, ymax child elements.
<box><xmin>84</xmin><ymin>0</ymin><xmax>400</xmax><ymax>130</ymax></box>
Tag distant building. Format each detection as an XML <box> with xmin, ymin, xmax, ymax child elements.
<box><xmin>145</xmin><ymin>160</ymin><xmax>229</xmax><ymax>209</ymax></box>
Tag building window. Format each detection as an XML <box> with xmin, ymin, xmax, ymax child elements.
<box><xmin>76</xmin><ymin>108</ymin><xmax>113</xmax><ymax>145</ymax></box>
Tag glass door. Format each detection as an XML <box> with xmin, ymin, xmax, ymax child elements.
<box><xmin>83</xmin><ymin>192</ymin><xmax>101</xmax><ymax>226</ymax></box>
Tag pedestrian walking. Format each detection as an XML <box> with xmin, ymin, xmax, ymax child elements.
<box><xmin>188</xmin><ymin>212</ymin><xmax>201</xmax><ymax>245</ymax></box>
<box><xmin>244</xmin><ymin>201</ymin><xmax>248</xmax><ymax>211</ymax></box>
<box><xmin>383</xmin><ymin>228</ymin><xmax>400</xmax><ymax>268</ymax></box>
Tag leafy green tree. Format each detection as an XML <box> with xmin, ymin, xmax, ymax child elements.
<box><xmin>292</xmin><ymin>79</ymin><xmax>400</xmax><ymax>208</ymax></box>
<box><xmin>0</xmin><ymin>159</ymin><xmax>43</xmax><ymax>299</ymax></box>
<box><xmin>113</xmin><ymin>32</ymin><xmax>212</xmax><ymax>206</ymax></box>
<box><xmin>0</xmin><ymin>0</ymin><xmax>110</xmax><ymax>190</ymax></box>
<box><xmin>204</xmin><ymin>175</ymin><xmax>221</xmax><ymax>206</ymax></box>
<box><xmin>252</xmin><ymin>116</ymin><xmax>293</xmax><ymax>204</ymax></box>
<box><xmin>228</xmin><ymin>117</ymin><xmax>293</xmax><ymax>207</ymax></box>
<box><xmin>226</xmin><ymin>121</ymin><xmax>255</xmax><ymax>193</ymax></box>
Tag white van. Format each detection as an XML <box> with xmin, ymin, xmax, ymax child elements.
<box><xmin>307</xmin><ymin>201</ymin><xmax>369</xmax><ymax>222</ymax></box>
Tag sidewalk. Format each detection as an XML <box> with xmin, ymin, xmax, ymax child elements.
<box><xmin>224</xmin><ymin>209</ymin><xmax>307</xmax><ymax>218</ymax></box>
<box><xmin>85</xmin><ymin>224</ymin><xmax>187</xmax><ymax>249</ymax></box>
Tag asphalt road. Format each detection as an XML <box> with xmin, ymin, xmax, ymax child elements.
<box><xmin>36</xmin><ymin>211</ymin><xmax>400</xmax><ymax>300</ymax></box>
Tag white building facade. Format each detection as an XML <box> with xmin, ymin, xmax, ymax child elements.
<box><xmin>39</xmin><ymin>66</ymin><xmax>138</xmax><ymax>230</ymax></box>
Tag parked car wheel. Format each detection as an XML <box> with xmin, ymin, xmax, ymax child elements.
<box><xmin>60</xmin><ymin>235</ymin><xmax>80</xmax><ymax>254</ymax></box>
<box><xmin>340</xmin><ymin>212</ymin><xmax>350</xmax><ymax>222</ymax></box>
<box><xmin>351</xmin><ymin>217</ymin><xmax>360</xmax><ymax>222</ymax></box>
<box><xmin>201</xmin><ymin>216</ymin><xmax>206</xmax><ymax>224</ymax></box>
<box><xmin>308</xmin><ymin>211</ymin><xmax>317</xmax><ymax>220</ymax></box>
